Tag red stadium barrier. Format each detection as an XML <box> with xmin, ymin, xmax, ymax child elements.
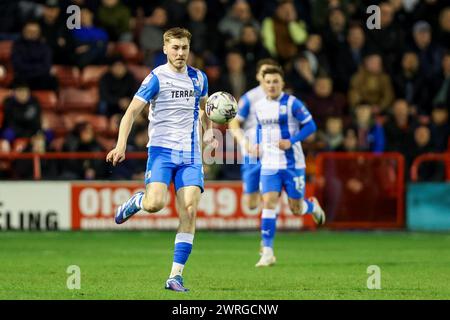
<box><xmin>0</xmin><ymin>151</ymin><xmax>316</xmax><ymax>230</ymax></box>
<box><xmin>410</xmin><ymin>153</ymin><xmax>450</xmax><ymax>182</ymax></box>
<box><xmin>314</xmin><ymin>152</ymin><xmax>405</xmax><ymax>229</ymax></box>
<box><xmin>1</xmin><ymin>151</ymin><xmax>408</xmax><ymax>230</ymax></box>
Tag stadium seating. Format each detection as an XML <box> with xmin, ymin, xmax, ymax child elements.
<box><xmin>114</xmin><ymin>42</ymin><xmax>143</xmax><ymax>64</ymax></box>
<box><xmin>32</xmin><ymin>90</ymin><xmax>58</xmax><ymax>110</ymax></box>
<box><xmin>97</xmin><ymin>135</ymin><xmax>116</xmax><ymax>151</ymax></box>
<box><xmin>12</xmin><ymin>137</ymin><xmax>29</xmax><ymax>152</ymax></box>
<box><xmin>0</xmin><ymin>88</ymin><xmax>12</xmax><ymax>106</ymax></box>
<box><xmin>58</xmin><ymin>87</ymin><xmax>99</xmax><ymax>112</ymax></box>
<box><xmin>49</xmin><ymin>136</ymin><xmax>66</xmax><ymax>151</ymax></box>
<box><xmin>51</xmin><ymin>65</ymin><xmax>81</xmax><ymax>87</ymax></box>
<box><xmin>0</xmin><ymin>139</ymin><xmax>10</xmax><ymax>152</ymax></box>
<box><xmin>80</xmin><ymin>65</ymin><xmax>108</xmax><ymax>88</ymax></box>
<box><xmin>0</xmin><ymin>41</ymin><xmax>13</xmax><ymax>63</ymax></box>
<box><xmin>0</xmin><ymin>64</ymin><xmax>13</xmax><ymax>87</ymax></box>
<box><xmin>127</xmin><ymin>64</ymin><xmax>150</xmax><ymax>82</ymax></box>
<box><xmin>42</xmin><ymin>111</ymin><xmax>67</xmax><ymax>137</ymax></box>
<box><xmin>62</xmin><ymin>113</ymin><xmax>109</xmax><ymax>134</ymax></box>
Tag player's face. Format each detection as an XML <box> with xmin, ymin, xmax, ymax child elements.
<box><xmin>164</xmin><ymin>37</ymin><xmax>190</xmax><ymax>71</ymax></box>
<box><xmin>262</xmin><ymin>73</ymin><xmax>284</xmax><ymax>99</ymax></box>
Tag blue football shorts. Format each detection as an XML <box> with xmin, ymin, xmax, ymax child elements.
<box><xmin>144</xmin><ymin>146</ymin><xmax>204</xmax><ymax>193</ymax></box>
<box><xmin>241</xmin><ymin>158</ymin><xmax>261</xmax><ymax>194</ymax></box>
<box><xmin>260</xmin><ymin>168</ymin><xmax>306</xmax><ymax>200</ymax></box>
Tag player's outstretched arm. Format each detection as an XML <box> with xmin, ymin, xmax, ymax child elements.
<box><xmin>229</xmin><ymin>118</ymin><xmax>249</xmax><ymax>151</ymax></box>
<box><xmin>200</xmin><ymin>96</ymin><xmax>218</xmax><ymax>148</ymax></box>
<box><xmin>106</xmin><ymin>97</ymin><xmax>147</xmax><ymax>166</ymax></box>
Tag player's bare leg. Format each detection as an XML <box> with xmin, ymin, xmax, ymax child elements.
<box><xmin>165</xmin><ymin>186</ymin><xmax>201</xmax><ymax>292</ymax></box>
<box><xmin>289</xmin><ymin>197</ymin><xmax>326</xmax><ymax>226</ymax></box>
<box><xmin>244</xmin><ymin>192</ymin><xmax>261</xmax><ymax>211</ymax></box>
<box><xmin>256</xmin><ymin>192</ymin><xmax>278</xmax><ymax>267</ymax></box>
<box><xmin>142</xmin><ymin>182</ymin><xmax>169</xmax><ymax>213</ymax></box>
<box><xmin>115</xmin><ymin>182</ymin><xmax>168</xmax><ymax>224</ymax></box>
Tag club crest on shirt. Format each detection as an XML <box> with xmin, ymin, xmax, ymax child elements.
<box><xmin>279</xmin><ymin>105</ymin><xmax>287</xmax><ymax>114</ymax></box>
<box><xmin>192</xmin><ymin>78</ymin><xmax>200</xmax><ymax>87</ymax></box>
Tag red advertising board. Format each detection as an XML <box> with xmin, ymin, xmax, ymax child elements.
<box><xmin>71</xmin><ymin>181</ymin><xmax>315</xmax><ymax>230</ymax></box>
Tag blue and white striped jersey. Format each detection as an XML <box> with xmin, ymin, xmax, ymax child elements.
<box><xmin>134</xmin><ymin>63</ymin><xmax>208</xmax><ymax>154</ymax></box>
<box><xmin>254</xmin><ymin>92</ymin><xmax>313</xmax><ymax>170</ymax></box>
<box><xmin>235</xmin><ymin>85</ymin><xmax>265</xmax><ymax>158</ymax></box>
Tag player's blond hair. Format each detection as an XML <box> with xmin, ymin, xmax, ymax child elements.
<box><xmin>163</xmin><ymin>27</ymin><xmax>192</xmax><ymax>43</ymax></box>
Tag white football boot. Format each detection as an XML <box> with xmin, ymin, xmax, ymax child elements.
<box><xmin>310</xmin><ymin>197</ymin><xmax>326</xmax><ymax>226</ymax></box>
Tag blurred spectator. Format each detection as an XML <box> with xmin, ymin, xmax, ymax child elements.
<box><xmin>348</xmin><ymin>53</ymin><xmax>395</xmax><ymax>114</ymax></box>
<box><xmin>410</xmin><ymin>20</ymin><xmax>444</xmax><ymax>79</ymax></box>
<box><xmin>98</xmin><ymin>56</ymin><xmax>138</xmax><ymax>118</ymax></box>
<box><xmin>304</xmin><ymin>75</ymin><xmax>347</xmax><ymax>130</ymax></box>
<box><xmin>0</xmin><ymin>1</ymin><xmax>21</xmax><ymax>39</ymax></box>
<box><xmin>393</xmin><ymin>51</ymin><xmax>431</xmax><ymax>115</ymax></box>
<box><xmin>71</xmin><ymin>7</ymin><xmax>109</xmax><ymax>68</ymax></box>
<box><xmin>261</xmin><ymin>0</ymin><xmax>308</xmax><ymax>64</ymax></box>
<box><xmin>140</xmin><ymin>6</ymin><xmax>168</xmax><ymax>67</ymax></box>
<box><xmin>215</xmin><ymin>51</ymin><xmax>248</xmax><ymax>100</ymax></box>
<box><xmin>337</xmin><ymin>126</ymin><xmax>359</xmax><ymax>152</ymax></box>
<box><xmin>389</xmin><ymin>0</ymin><xmax>416</xmax><ymax>28</ymax></box>
<box><xmin>1</xmin><ymin>82</ymin><xmax>41</xmax><ymax>143</ymax></box>
<box><xmin>111</xmin><ymin>124</ymin><xmax>147</xmax><ymax>180</ymax></box>
<box><xmin>317</xmin><ymin>116</ymin><xmax>344</xmax><ymax>151</ymax></box>
<box><xmin>185</xmin><ymin>0</ymin><xmax>220</xmax><ymax>64</ymax></box>
<box><xmin>430</xmin><ymin>105</ymin><xmax>449</xmax><ymax>152</ymax></box>
<box><xmin>412</xmin><ymin>0</ymin><xmax>446</xmax><ymax>32</ymax></box>
<box><xmin>431</xmin><ymin>51</ymin><xmax>450</xmax><ymax>108</ymax></box>
<box><xmin>322</xmin><ymin>7</ymin><xmax>348</xmax><ymax>70</ymax></box>
<box><xmin>0</xmin><ymin>65</ymin><xmax>7</xmax><ymax>83</ymax></box>
<box><xmin>334</xmin><ymin>23</ymin><xmax>371</xmax><ymax>93</ymax></box>
<box><xmin>366</xmin><ymin>1</ymin><xmax>405</xmax><ymax>73</ymax></box>
<box><xmin>384</xmin><ymin>99</ymin><xmax>418</xmax><ymax>164</ymax></box>
<box><xmin>410</xmin><ymin>125</ymin><xmax>443</xmax><ymax>181</ymax></box>
<box><xmin>437</xmin><ymin>6</ymin><xmax>450</xmax><ymax>50</ymax></box>
<box><xmin>63</xmin><ymin>0</ymin><xmax>99</xmax><ymax>13</ymax></box>
<box><xmin>350</xmin><ymin>103</ymin><xmax>385</xmax><ymax>152</ymax></box>
<box><xmin>286</xmin><ymin>53</ymin><xmax>318</xmax><ymax>97</ymax></box>
<box><xmin>0</xmin><ymin>1</ymin><xmax>43</xmax><ymax>40</ymax></box>
<box><xmin>39</xmin><ymin>0</ymin><xmax>75</xmax><ymax>65</ymax></box>
<box><xmin>12</xmin><ymin>21</ymin><xmax>58</xmax><ymax>90</ymax></box>
<box><xmin>218</xmin><ymin>0</ymin><xmax>259</xmax><ymax>47</ymax></box>
<box><xmin>13</xmin><ymin>131</ymin><xmax>58</xmax><ymax>179</ymax></box>
<box><xmin>304</xmin><ymin>33</ymin><xmax>331</xmax><ymax>77</ymax></box>
<box><xmin>233</xmin><ymin>23</ymin><xmax>270</xmax><ymax>85</ymax></box>
<box><xmin>61</xmin><ymin>122</ymin><xmax>106</xmax><ymax>180</ymax></box>
<box><xmin>97</xmin><ymin>0</ymin><xmax>132</xmax><ymax>41</ymax></box>
<box><xmin>311</xmin><ymin>0</ymin><xmax>341</xmax><ymax>30</ymax></box>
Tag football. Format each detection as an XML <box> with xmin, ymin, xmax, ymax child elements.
<box><xmin>205</xmin><ymin>91</ymin><xmax>238</xmax><ymax>124</ymax></box>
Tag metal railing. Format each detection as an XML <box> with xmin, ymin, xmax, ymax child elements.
<box><xmin>410</xmin><ymin>153</ymin><xmax>450</xmax><ymax>182</ymax></box>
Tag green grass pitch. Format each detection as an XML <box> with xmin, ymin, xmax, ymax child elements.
<box><xmin>1</xmin><ymin>231</ymin><xmax>449</xmax><ymax>300</ymax></box>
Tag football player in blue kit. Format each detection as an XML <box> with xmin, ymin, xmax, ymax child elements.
<box><xmin>106</xmin><ymin>27</ymin><xmax>214</xmax><ymax>292</ymax></box>
<box><xmin>251</xmin><ymin>66</ymin><xmax>326</xmax><ymax>267</ymax></box>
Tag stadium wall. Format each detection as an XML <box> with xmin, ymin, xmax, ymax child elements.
<box><xmin>0</xmin><ymin>181</ymin><xmax>315</xmax><ymax>231</ymax></box>
<box><xmin>407</xmin><ymin>183</ymin><xmax>450</xmax><ymax>232</ymax></box>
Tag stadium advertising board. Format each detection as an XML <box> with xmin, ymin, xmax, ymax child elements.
<box><xmin>0</xmin><ymin>181</ymin><xmax>314</xmax><ymax>231</ymax></box>
<box><xmin>407</xmin><ymin>183</ymin><xmax>450</xmax><ymax>231</ymax></box>
<box><xmin>71</xmin><ymin>181</ymin><xmax>315</xmax><ymax>230</ymax></box>
<box><xmin>0</xmin><ymin>182</ymin><xmax>71</xmax><ymax>231</ymax></box>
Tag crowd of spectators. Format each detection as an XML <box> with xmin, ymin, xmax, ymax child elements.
<box><xmin>0</xmin><ymin>0</ymin><xmax>449</xmax><ymax>181</ymax></box>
